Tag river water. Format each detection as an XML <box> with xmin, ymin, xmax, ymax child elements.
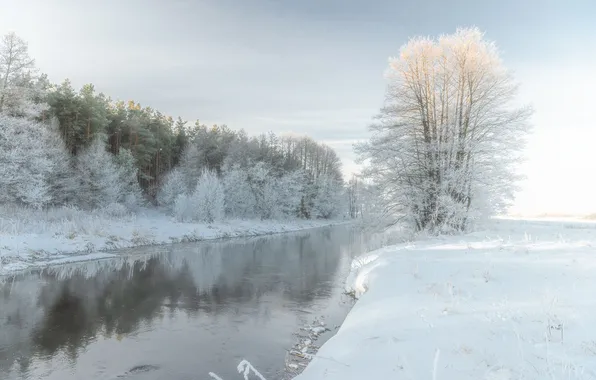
<box><xmin>0</xmin><ymin>225</ymin><xmax>379</xmax><ymax>380</ymax></box>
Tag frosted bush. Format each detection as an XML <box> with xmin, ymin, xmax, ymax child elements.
<box><xmin>103</xmin><ymin>203</ymin><xmax>130</xmax><ymax>218</ymax></box>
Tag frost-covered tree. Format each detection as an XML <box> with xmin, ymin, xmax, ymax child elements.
<box><xmin>192</xmin><ymin>169</ymin><xmax>225</xmax><ymax>223</ymax></box>
<box><xmin>115</xmin><ymin>148</ymin><xmax>144</xmax><ymax>209</ymax></box>
<box><xmin>312</xmin><ymin>174</ymin><xmax>344</xmax><ymax>219</ymax></box>
<box><xmin>157</xmin><ymin>168</ymin><xmax>188</xmax><ymax>210</ymax></box>
<box><xmin>222</xmin><ymin>165</ymin><xmax>257</xmax><ymax>219</ymax></box>
<box><xmin>276</xmin><ymin>170</ymin><xmax>305</xmax><ymax>219</ymax></box>
<box><xmin>0</xmin><ymin>116</ymin><xmax>55</xmax><ymax>208</ymax></box>
<box><xmin>173</xmin><ymin>193</ymin><xmax>195</xmax><ymax>222</ymax></box>
<box><xmin>236</xmin><ymin>163</ymin><xmax>307</xmax><ymax>220</ymax></box>
<box><xmin>43</xmin><ymin>117</ymin><xmax>78</xmax><ymax>205</ymax></box>
<box><xmin>355</xmin><ymin>27</ymin><xmax>532</xmax><ymax>233</ymax></box>
<box><xmin>245</xmin><ymin>163</ymin><xmax>280</xmax><ymax>220</ymax></box>
<box><xmin>173</xmin><ymin>169</ymin><xmax>224</xmax><ymax>223</ymax></box>
<box><xmin>75</xmin><ymin>138</ymin><xmax>122</xmax><ymax>209</ymax></box>
<box><xmin>179</xmin><ymin>142</ymin><xmax>203</xmax><ymax>189</ymax></box>
<box><xmin>0</xmin><ymin>72</ymin><xmax>49</xmax><ymax>119</ymax></box>
<box><xmin>0</xmin><ymin>32</ymin><xmax>35</xmax><ymax>113</ymax></box>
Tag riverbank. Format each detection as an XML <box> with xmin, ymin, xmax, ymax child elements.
<box><xmin>294</xmin><ymin>218</ymin><xmax>596</xmax><ymax>380</ymax></box>
<box><xmin>0</xmin><ymin>205</ymin><xmax>347</xmax><ymax>276</ymax></box>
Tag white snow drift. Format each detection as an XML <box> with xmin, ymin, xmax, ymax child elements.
<box><xmin>295</xmin><ymin>218</ymin><xmax>596</xmax><ymax>380</ymax></box>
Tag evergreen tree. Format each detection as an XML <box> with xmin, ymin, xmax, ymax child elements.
<box><xmin>115</xmin><ymin>148</ymin><xmax>144</xmax><ymax>209</ymax></box>
<box><xmin>75</xmin><ymin>138</ymin><xmax>121</xmax><ymax>209</ymax></box>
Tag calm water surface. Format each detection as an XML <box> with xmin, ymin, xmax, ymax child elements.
<box><xmin>0</xmin><ymin>225</ymin><xmax>376</xmax><ymax>380</ymax></box>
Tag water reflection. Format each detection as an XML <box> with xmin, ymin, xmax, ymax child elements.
<box><xmin>1</xmin><ymin>225</ymin><xmax>371</xmax><ymax>379</ymax></box>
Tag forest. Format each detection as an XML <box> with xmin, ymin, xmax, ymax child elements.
<box><xmin>0</xmin><ymin>32</ymin><xmax>351</xmax><ymax>222</ymax></box>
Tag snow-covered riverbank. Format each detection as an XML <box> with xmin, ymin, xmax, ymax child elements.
<box><xmin>0</xmin><ymin>206</ymin><xmax>347</xmax><ymax>276</ymax></box>
<box><xmin>294</xmin><ymin>218</ymin><xmax>596</xmax><ymax>380</ymax></box>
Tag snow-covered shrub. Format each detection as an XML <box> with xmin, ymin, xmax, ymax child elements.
<box><xmin>157</xmin><ymin>168</ymin><xmax>187</xmax><ymax>210</ymax></box>
<box><xmin>75</xmin><ymin>138</ymin><xmax>122</xmax><ymax>209</ymax></box>
<box><xmin>103</xmin><ymin>202</ymin><xmax>130</xmax><ymax>218</ymax></box>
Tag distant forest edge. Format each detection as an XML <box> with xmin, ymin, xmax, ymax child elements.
<box><xmin>0</xmin><ymin>32</ymin><xmax>366</xmax><ymax>222</ymax></box>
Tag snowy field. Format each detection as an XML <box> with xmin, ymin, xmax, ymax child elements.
<box><xmin>295</xmin><ymin>217</ymin><xmax>596</xmax><ymax>380</ymax></box>
<box><xmin>0</xmin><ymin>205</ymin><xmax>346</xmax><ymax>276</ymax></box>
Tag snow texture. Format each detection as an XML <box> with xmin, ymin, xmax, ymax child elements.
<box><xmin>0</xmin><ymin>206</ymin><xmax>346</xmax><ymax>276</ymax></box>
<box><xmin>295</xmin><ymin>218</ymin><xmax>596</xmax><ymax>380</ymax></box>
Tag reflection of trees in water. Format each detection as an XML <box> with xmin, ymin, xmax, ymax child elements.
<box><xmin>0</xmin><ymin>226</ymin><xmax>362</xmax><ymax>375</ymax></box>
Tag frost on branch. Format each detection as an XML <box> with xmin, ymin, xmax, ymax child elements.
<box><xmin>0</xmin><ymin>32</ymin><xmax>37</xmax><ymax>116</ymax></box>
<box><xmin>355</xmin><ymin>27</ymin><xmax>532</xmax><ymax>233</ymax></box>
<box><xmin>157</xmin><ymin>168</ymin><xmax>188</xmax><ymax>210</ymax></box>
<box><xmin>192</xmin><ymin>168</ymin><xmax>225</xmax><ymax>223</ymax></box>
<box><xmin>173</xmin><ymin>168</ymin><xmax>225</xmax><ymax>223</ymax></box>
<box><xmin>0</xmin><ymin>115</ymin><xmax>55</xmax><ymax>208</ymax></box>
<box><xmin>222</xmin><ymin>165</ymin><xmax>257</xmax><ymax>219</ymax></box>
<box><xmin>312</xmin><ymin>173</ymin><xmax>344</xmax><ymax>219</ymax></box>
<box><xmin>275</xmin><ymin>170</ymin><xmax>305</xmax><ymax>219</ymax></box>
<box><xmin>115</xmin><ymin>148</ymin><xmax>144</xmax><ymax>210</ymax></box>
<box><xmin>245</xmin><ymin>162</ymin><xmax>281</xmax><ymax>220</ymax></box>
<box><xmin>75</xmin><ymin>138</ymin><xmax>122</xmax><ymax>209</ymax></box>
<box><xmin>43</xmin><ymin>117</ymin><xmax>78</xmax><ymax>205</ymax></box>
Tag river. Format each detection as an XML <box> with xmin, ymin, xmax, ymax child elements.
<box><xmin>0</xmin><ymin>225</ymin><xmax>380</xmax><ymax>380</ymax></box>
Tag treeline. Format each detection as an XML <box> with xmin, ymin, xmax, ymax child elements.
<box><xmin>0</xmin><ymin>32</ymin><xmax>346</xmax><ymax>220</ymax></box>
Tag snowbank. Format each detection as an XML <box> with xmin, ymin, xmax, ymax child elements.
<box><xmin>0</xmin><ymin>206</ymin><xmax>347</xmax><ymax>276</ymax></box>
<box><xmin>295</xmin><ymin>218</ymin><xmax>596</xmax><ymax>380</ymax></box>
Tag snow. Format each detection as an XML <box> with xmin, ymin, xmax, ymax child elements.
<box><xmin>0</xmin><ymin>206</ymin><xmax>347</xmax><ymax>276</ymax></box>
<box><xmin>294</xmin><ymin>218</ymin><xmax>596</xmax><ymax>380</ymax></box>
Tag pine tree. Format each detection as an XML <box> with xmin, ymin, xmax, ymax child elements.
<box><xmin>157</xmin><ymin>168</ymin><xmax>188</xmax><ymax>210</ymax></box>
<box><xmin>75</xmin><ymin>138</ymin><xmax>122</xmax><ymax>209</ymax></box>
<box><xmin>115</xmin><ymin>148</ymin><xmax>144</xmax><ymax>209</ymax></box>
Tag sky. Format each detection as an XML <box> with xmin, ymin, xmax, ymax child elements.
<box><xmin>0</xmin><ymin>0</ymin><xmax>594</xmax><ymax>215</ymax></box>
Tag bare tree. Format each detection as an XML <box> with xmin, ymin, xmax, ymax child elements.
<box><xmin>355</xmin><ymin>27</ymin><xmax>532</xmax><ymax>233</ymax></box>
<box><xmin>0</xmin><ymin>32</ymin><xmax>35</xmax><ymax>112</ymax></box>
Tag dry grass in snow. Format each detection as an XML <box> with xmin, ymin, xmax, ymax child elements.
<box><xmin>0</xmin><ymin>205</ymin><xmax>346</xmax><ymax>275</ymax></box>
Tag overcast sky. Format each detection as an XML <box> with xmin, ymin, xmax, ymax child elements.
<box><xmin>1</xmin><ymin>0</ymin><xmax>594</xmax><ymax>215</ymax></box>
